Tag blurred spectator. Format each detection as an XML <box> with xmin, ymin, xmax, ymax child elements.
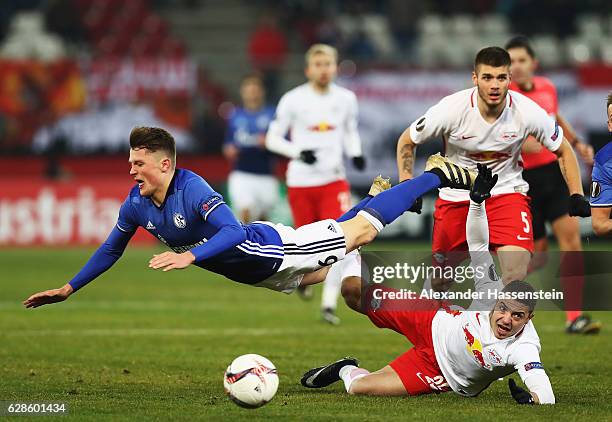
<box><xmin>0</xmin><ymin>11</ymin><xmax>66</xmax><ymax>61</ymax></box>
<box><xmin>248</xmin><ymin>13</ymin><xmax>288</xmax><ymax>102</ymax></box>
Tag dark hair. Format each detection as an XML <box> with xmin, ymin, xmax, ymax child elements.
<box><xmin>129</xmin><ymin>127</ymin><xmax>176</xmax><ymax>163</ymax></box>
<box><xmin>474</xmin><ymin>46</ymin><xmax>511</xmax><ymax>71</ymax></box>
<box><xmin>505</xmin><ymin>35</ymin><xmax>536</xmax><ymax>58</ymax></box>
<box><xmin>501</xmin><ymin>281</ymin><xmax>537</xmax><ymax>312</ymax></box>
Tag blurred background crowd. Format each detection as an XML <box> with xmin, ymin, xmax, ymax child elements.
<box><xmin>1</xmin><ymin>0</ymin><xmax>611</xmax><ymax>157</ymax></box>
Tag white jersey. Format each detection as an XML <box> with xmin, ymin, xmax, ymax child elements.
<box><xmin>409</xmin><ymin>88</ymin><xmax>563</xmax><ymax>201</ymax></box>
<box><xmin>266</xmin><ymin>83</ymin><xmax>362</xmax><ymax>187</ymax></box>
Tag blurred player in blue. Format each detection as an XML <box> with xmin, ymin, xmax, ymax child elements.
<box><xmin>590</xmin><ymin>92</ymin><xmax>612</xmax><ymax>236</ymax></box>
<box><xmin>24</xmin><ymin>126</ymin><xmax>476</xmax><ymax>308</ymax></box>
<box><xmin>223</xmin><ymin>74</ymin><xmax>278</xmax><ymax>222</ymax></box>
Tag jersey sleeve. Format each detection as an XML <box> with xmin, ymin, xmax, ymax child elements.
<box><xmin>408</xmin><ymin>98</ymin><xmax>453</xmax><ymax>145</ymax></box>
<box><xmin>185</xmin><ymin>178</ymin><xmax>226</xmax><ymax>221</ymax></box>
<box><xmin>343</xmin><ymin>92</ymin><xmax>363</xmax><ymax>158</ymax></box>
<box><xmin>116</xmin><ymin>195</ymin><xmax>139</xmax><ymax>233</ymax></box>
<box><xmin>509</xmin><ymin>343</ymin><xmax>555</xmax><ymax>404</ymax></box>
<box><xmin>265</xmin><ymin>93</ymin><xmax>300</xmax><ymax>158</ymax></box>
<box><xmin>590</xmin><ymin>161</ymin><xmax>612</xmax><ymax>207</ymax></box>
<box><xmin>525</xmin><ymin>98</ymin><xmax>564</xmax><ymax>152</ymax></box>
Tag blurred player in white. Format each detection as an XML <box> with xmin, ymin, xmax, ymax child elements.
<box><xmin>395</xmin><ymin>46</ymin><xmax>590</xmax><ymax>284</ymax></box>
<box><xmin>302</xmin><ymin>165</ymin><xmax>555</xmax><ymax>404</ymax></box>
<box><xmin>266</xmin><ymin>43</ymin><xmax>366</xmax><ymax>324</ymax></box>
<box><xmin>224</xmin><ymin>74</ymin><xmax>278</xmax><ymax>222</ymax></box>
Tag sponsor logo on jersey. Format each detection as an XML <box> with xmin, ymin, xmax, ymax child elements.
<box><xmin>173</xmin><ymin>212</ymin><xmax>186</xmax><ymax>229</ymax></box>
<box><xmin>327</xmin><ymin>223</ymin><xmax>337</xmax><ymax>233</ymax></box>
<box><xmin>467</xmin><ymin>151</ymin><xmax>511</xmax><ymax>161</ymax></box>
<box><xmin>524</xmin><ymin>362</ymin><xmax>544</xmax><ymax>371</ymax></box>
<box><xmin>461</xmin><ymin>134</ymin><xmax>477</xmax><ymax>140</ymax></box>
<box><xmin>202</xmin><ymin>195</ymin><xmax>222</xmax><ymax>211</ymax></box>
<box><xmin>146</xmin><ymin>221</ymin><xmax>156</xmax><ymax>230</ymax></box>
<box><xmin>591</xmin><ymin>181</ymin><xmax>601</xmax><ymax>198</ymax></box>
<box><xmin>463</xmin><ymin>324</ymin><xmax>492</xmax><ymax>370</ymax></box>
<box><xmin>501</xmin><ymin>131</ymin><xmax>518</xmax><ymax>140</ymax></box>
<box><xmin>308</xmin><ymin>122</ymin><xmax>336</xmax><ymax>132</ymax></box>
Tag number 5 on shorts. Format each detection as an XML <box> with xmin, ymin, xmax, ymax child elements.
<box><xmin>520</xmin><ymin>211</ymin><xmax>530</xmax><ymax>234</ymax></box>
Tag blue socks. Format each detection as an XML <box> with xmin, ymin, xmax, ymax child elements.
<box><xmin>362</xmin><ymin>172</ymin><xmax>441</xmax><ymax>228</ymax></box>
<box><xmin>336</xmin><ymin>195</ymin><xmax>374</xmax><ymax>223</ymax></box>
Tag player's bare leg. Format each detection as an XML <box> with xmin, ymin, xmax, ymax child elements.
<box><xmin>301</xmin><ymin>358</ymin><xmax>407</xmax><ymax>396</ymax></box>
<box><xmin>529</xmin><ymin>237</ymin><xmax>549</xmax><ymax>271</ymax></box>
<box><xmin>497</xmin><ymin>245</ymin><xmax>531</xmax><ymax>284</ymax></box>
<box><xmin>550</xmin><ymin>215</ymin><xmax>602</xmax><ymax>334</ymax></box>
<box><xmin>341</xmin><ymin>276</ymin><xmax>362</xmax><ymax>313</ymax></box>
<box><xmin>348</xmin><ymin>365</ymin><xmax>407</xmax><ymax>396</ymax></box>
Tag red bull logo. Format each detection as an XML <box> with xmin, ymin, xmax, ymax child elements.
<box><xmin>308</xmin><ymin>122</ymin><xmax>336</xmax><ymax>132</ymax></box>
<box><xmin>467</xmin><ymin>151</ymin><xmax>511</xmax><ymax>161</ymax></box>
<box><xmin>462</xmin><ymin>324</ymin><xmax>492</xmax><ymax>370</ymax></box>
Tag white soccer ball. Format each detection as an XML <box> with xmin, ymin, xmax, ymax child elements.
<box><xmin>223</xmin><ymin>354</ymin><xmax>279</xmax><ymax>408</ymax></box>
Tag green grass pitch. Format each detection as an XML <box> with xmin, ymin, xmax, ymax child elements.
<box><xmin>1</xmin><ymin>244</ymin><xmax>611</xmax><ymax>421</ymax></box>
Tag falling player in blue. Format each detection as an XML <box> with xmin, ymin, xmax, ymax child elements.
<box><xmin>24</xmin><ymin>127</ymin><xmax>476</xmax><ymax>309</ymax></box>
<box><xmin>590</xmin><ymin>92</ymin><xmax>612</xmax><ymax>237</ymax></box>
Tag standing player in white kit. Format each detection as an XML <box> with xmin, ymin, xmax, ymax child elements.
<box><xmin>266</xmin><ymin>44</ymin><xmax>367</xmax><ymax>324</ymax></box>
<box><xmin>395</xmin><ymin>46</ymin><xmax>590</xmax><ymax>285</ymax></box>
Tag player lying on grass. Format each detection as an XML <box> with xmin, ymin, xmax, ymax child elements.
<box><xmin>301</xmin><ymin>164</ymin><xmax>555</xmax><ymax>404</ymax></box>
<box><xmin>24</xmin><ymin>126</ymin><xmax>476</xmax><ymax>309</ymax></box>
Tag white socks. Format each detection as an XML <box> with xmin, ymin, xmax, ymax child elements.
<box><xmin>339</xmin><ymin>365</ymin><xmax>370</xmax><ymax>393</ymax></box>
<box><xmin>321</xmin><ymin>261</ymin><xmax>343</xmax><ymax>310</ymax></box>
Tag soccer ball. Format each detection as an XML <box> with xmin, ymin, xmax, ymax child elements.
<box><xmin>223</xmin><ymin>354</ymin><xmax>279</xmax><ymax>408</ymax></box>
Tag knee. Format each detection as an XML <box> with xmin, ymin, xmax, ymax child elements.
<box><xmin>341</xmin><ymin>277</ymin><xmax>362</xmax><ymax>312</ymax></box>
<box><xmin>502</xmin><ymin>266</ymin><xmax>528</xmax><ymax>283</ymax></box>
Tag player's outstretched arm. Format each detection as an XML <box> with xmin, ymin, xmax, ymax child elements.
<box><xmin>149</xmin><ymin>204</ymin><xmax>246</xmax><ymax>272</ymax></box>
<box><xmin>23</xmin><ymin>225</ymin><xmax>134</xmax><ymax>308</ymax></box>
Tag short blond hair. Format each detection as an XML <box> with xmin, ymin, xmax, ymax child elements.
<box><xmin>305</xmin><ymin>44</ymin><xmax>338</xmax><ymax>65</ymax></box>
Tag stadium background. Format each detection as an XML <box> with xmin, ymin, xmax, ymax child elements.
<box><xmin>1</xmin><ymin>1</ymin><xmax>612</xmax><ymax>420</ymax></box>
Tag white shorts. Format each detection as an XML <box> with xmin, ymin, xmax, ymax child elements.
<box><xmin>255</xmin><ymin>219</ymin><xmax>347</xmax><ymax>294</ymax></box>
<box><xmin>228</xmin><ymin>171</ymin><xmax>279</xmax><ymax>219</ymax></box>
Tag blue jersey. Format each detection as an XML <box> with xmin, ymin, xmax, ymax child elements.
<box><xmin>590</xmin><ymin>142</ymin><xmax>612</xmax><ymax>208</ymax></box>
<box><xmin>225</xmin><ymin>106</ymin><xmax>275</xmax><ymax>174</ymax></box>
<box><xmin>68</xmin><ymin>169</ymin><xmax>284</xmax><ymax>291</ymax></box>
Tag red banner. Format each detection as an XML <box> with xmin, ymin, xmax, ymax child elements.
<box><xmin>0</xmin><ymin>177</ymin><xmax>155</xmax><ymax>246</ymax></box>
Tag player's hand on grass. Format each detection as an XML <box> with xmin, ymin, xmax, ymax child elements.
<box><xmin>568</xmin><ymin>194</ymin><xmax>591</xmax><ymax>217</ymax></box>
<box><xmin>470</xmin><ymin>163</ymin><xmax>498</xmax><ymax>204</ymax></box>
<box><xmin>149</xmin><ymin>251</ymin><xmax>195</xmax><ymax>272</ymax></box>
<box><xmin>23</xmin><ymin>284</ymin><xmax>73</xmax><ymax>309</ymax></box>
<box><xmin>508</xmin><ymin>378</ymin><xmax>535</xmax><ymax>405</ymax></box>
<box><xmin>299</xmin><ymin>150</ymin><xmax>317</xmax><ymax>164</ymax></box>
<box><xmin>352</xmin><ymin>156</ymin><xmax>366</xmax><ymax>171</ymax></box>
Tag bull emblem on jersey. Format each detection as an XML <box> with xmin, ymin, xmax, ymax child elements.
<box><xmin>308</xmin><ymin>122</ymin><xmax>336</xmax><ymax>132</ymax></box>
<box><xmin>462</xmin><ymin>324</ymin><xmax>492</xmax><ymax>370</ymax></box>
